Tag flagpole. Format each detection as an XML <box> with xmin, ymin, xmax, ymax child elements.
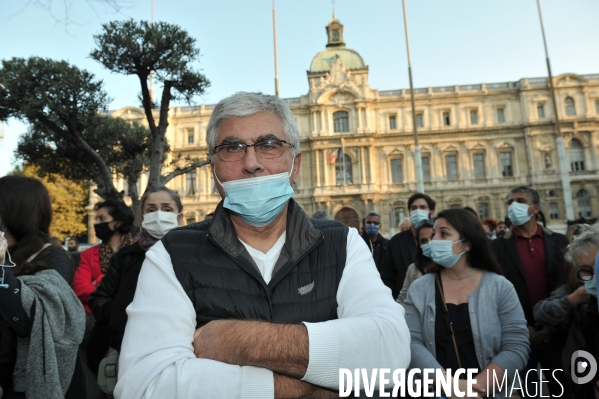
<box><xmin>401</xmin><ymin>0</ymin><xmax>424</xmax><ymax>193</ymax></box>
<box><xmin>272</xmin><ymin>0</ymin><xmax>280</xmax><ymax>96</ymax></box>
<box><xmin>536</xmin><ymin>0</ymin><xmax>574</xmax><ymax>221</ymax></box>
<box><xmin>342</xmin><ymin>140</ymin><xmax>347</xmax><ymax>185</ymax></box>
<box><xmin>149</xmin><ymin>0</ymin><xmax>154</xmax><ymax>101</ymax></box>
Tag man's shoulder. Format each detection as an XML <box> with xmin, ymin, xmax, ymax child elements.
<box><xmin>389</xmin><ymin>229</ymin><xmax>412</xmax><ymax>244</ymax></box>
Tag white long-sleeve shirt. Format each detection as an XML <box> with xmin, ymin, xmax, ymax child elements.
<box><xmin>114</xmin><ymin>227</ymin><xmax>410</xmax><ymax>399</ymax></box>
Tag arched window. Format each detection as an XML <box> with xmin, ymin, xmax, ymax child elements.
<box><xmin>333</xmin><ymin>111</ymin><xmax>350</xmax><ymax>132</ymax></box>
<box><xmin>577</xmin><ymin>189</ymin><xmax>592</xmax><ymax>218</ymax></box>
<box><xmin>335</xmin><ymin>154</ymin><xmax>353</xmax><ymax>185</ymax></box>
<box><xmin>569</xmin><ymin>139</ymin><xmax>585</xmax><ymax>171</ymax></box>
<box><xmin>565</xmin><ymin>97</ymin><xmax>576</xmax><ymax>116</ymax></box>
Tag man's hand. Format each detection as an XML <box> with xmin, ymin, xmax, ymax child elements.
<box><xmin>193</xmin><ymin>319</ymin><xmax>309</xmax><ymax>378</ymax></box>
<box><xmin>568</xmin><ymin>285</ymin><xmax>591</xmax><ymax>306</ymax></box>
<box><xmin>274</xmin><ymin>373</ymin><xmax>337</xmax><ymax>399</ymax></box>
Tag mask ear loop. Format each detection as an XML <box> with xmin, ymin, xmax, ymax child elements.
<box><xmin>0</xmin><ymin>232</ymin><xmax>15</xmax><ymax>289</ymax></box>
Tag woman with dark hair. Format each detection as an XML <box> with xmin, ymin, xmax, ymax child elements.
<box><xmin>72</xmin><ymin>199</ymin><xmax>134</xmax><ymax>399</ymax></box>
<box><xmin>73</xmin><ymin>199</ymin><xmax>134</xmax><ymax>314</ymax></box>
<box><xmin>404</xmin><ymin>208</ymin><xmax>529</xmax><ymax>398</ymax></box>
<box><xmin>88</xmin><ymin>187</ymin><xmax>182</xmax><ymax>393</ymax></box>
<box><xmin>396</xmin><ymin>218</ymin><xmax>435</xmax><ymax>304</ymax></box>
<box><xmin>0</xmin><ymin>175</ymin><xmax>85</xmax><ymax>399</ymax></box>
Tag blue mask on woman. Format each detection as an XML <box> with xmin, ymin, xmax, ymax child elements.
<box><xmin>421</xmin><ymin>243</ymin><xmax>432</xmax><ymax>259</ymax></box>
<box><xmin>215</xmin><ymin>165</ymin><xmax>295</xmax><ymax>227</ymax></box>
<box><xmin>429</xmin><ymin>239</ymin><xmax>465</xmax><ymax>268</ymax></box>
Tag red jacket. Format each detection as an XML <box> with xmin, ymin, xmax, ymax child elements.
<box><xmin>73</xmin><ymin>245</ymin><xmax>104</xmax><ymax>313</ymax></box>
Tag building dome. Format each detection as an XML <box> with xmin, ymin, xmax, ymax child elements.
<box><xmin>309</xmin><ymin>17</ymin><xmax>366</xmax><ymax>73</ymax></box>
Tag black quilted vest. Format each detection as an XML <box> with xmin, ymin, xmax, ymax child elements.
<box><xmin>162</xmin><ymin>200</ymin><xmax>348</xmax><ymax>327</ymax></box>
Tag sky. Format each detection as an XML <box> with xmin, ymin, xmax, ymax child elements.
<box><xmin>1</xmin><ymin>0</ymin><xmax>598</xmax><ymax>177</ymax></box>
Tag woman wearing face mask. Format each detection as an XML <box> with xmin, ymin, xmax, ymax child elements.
<box><xmin>87</xmin><ymin>188</ymin><xmax>182</xmax><ymax>384</ymax></box>
<box><xmin>396</xmin><ymin>218</ymin><xmax>435</xmax><ymax>305</ymax></box>
<box><xmin>0</xmin><ymin>176</ymin><xmax>85</xmax><ymax>399</ymax></box>
<box><xmin>534</xmin><ymin>224</ymin><xmax>599</xmax><ymax>398</ymax></box>
<box><xmin>404</xmin><ymin>208</ymin><xmax>529</xmax><ymax>398</ymax></box>
<box><xmin>73</xmin><ymin>200</ymin><xmax>134</xmax><ymax>315</ymax></box>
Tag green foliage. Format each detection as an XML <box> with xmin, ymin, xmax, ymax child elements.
<box><xmin>18</xmin><ymin>165</ymin><xmax>88</xmax><ymax>241</ymax></box>
<box><xmin>91</xmin><ymin>19</ymin><xmax>210</xmax><ymax>104</ymax></box>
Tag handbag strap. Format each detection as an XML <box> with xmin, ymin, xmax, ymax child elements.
<box><xmin>435</xmin><ymin>272</ymin><xmax>462</xmax><ymax>370</ymax></box>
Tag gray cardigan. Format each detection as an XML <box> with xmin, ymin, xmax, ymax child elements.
<box><xmin>404</xmin><ymin>271</ymin><xmax>529</xmax><ymax>380</ymax></box>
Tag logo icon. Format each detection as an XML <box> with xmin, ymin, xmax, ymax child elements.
<box><xmin>571</xmin><ymin>350</ymin><xmax>597</xmax><ymax>385</ymax></box>
<box><xmin>298</xmin><ymin>281</ymin><xmax>315</xmax><ymax>295</ymax></box>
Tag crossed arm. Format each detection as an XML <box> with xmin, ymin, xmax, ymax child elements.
<box><xmin>115</xmin><ymin>230</ymin><xmax>410</xmax><ymax>399</ymax></box>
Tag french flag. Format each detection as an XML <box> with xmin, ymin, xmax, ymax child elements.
<box><xmin>328</xmin><ymin>147</ymin><xmax>343</xmax><ymax>163</ymax></box>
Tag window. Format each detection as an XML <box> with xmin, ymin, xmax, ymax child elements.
<box><xmin>473</xmin><ymin>153</ymin><xmax>486</xmax><ymax>179</ymax></box>
<box><xmin>442</xmin><ymin>111</ymin><xmax>451</xmax><ymax>126</ymax></box>
<box><xmin>422</xmin><ymin>156</ymin><xmax>431</xmax><ymax>182</ymax></box>
<box><xmin>390</xmin><ymin>158</ymin><xmax>403</xmax><ymax>183</ymax></box>
<box><xmin>416</xmin><ymin>113</ymin><xmax>424</xmax><ymax>128</ymax></box>
<box><xmin>389</xmin><ymin>115</ymin><xmax>397</xmax><ymax>130</ymax></box>
<box><xmin>333</xmin><ymin>111</ymin><xmax>350</xmax><ymax>132</ymax></box>
<box><xmin>549</xmin><ymin>203</ymin><xmax>559</xmax><ymax>220</ymax></box>
<box><xmin>565</xmin><ymin>97</ymin><xmax>576</xmax><ymax>116</ymax></box>
<box><xmin>394</xmin><ymin>207</ymin><xmax>406</xmax><ymax>228</ymax></box>
<box><xmin>450</xmin><ymin>204</ymin><xmax>462</xmax><ymax>209</ymax></box>
<box><xmin>187</xmin><ymin>129</ymin><xmax>194</xmax><ymax>144</ymax></box>
<box><xmin>500</xmin><ymin>152</ymin><xmax>513</xmax><ymax>177</ymax></box>
<box><xmin>445</xmin><ymin>155</ymin><xmax>458</xmax><ymax>181</ymax></box>
<box><xmin>595</xmin><ymin>100</ymin><xmax>599</xmax><ymax>114</ymax></box>
<box><xmin>569</xmin><ymin>139</ymin><xmax>585</xmax><ymax>171</ymax></box>
<box><xmin>186</xmin><ymin>172</ymin><xmax>197</xmax><ymax>195</ymax></box>
<box><xmin>186</xmin><ymin>217</ymin><xmax>196</xmax><ymax>225</ymax></box>
<box><xmin>332</xmin><ymin>29</ymin><xmax>339</xmax><ymax>41</ymax></box>
<box><xmin>577</xmin><ymin>189</ymin><xmax>592</xmax><ymax>218</ymax></box>
<box><xmin>335</xmin><ymin>154</ymin><xmax>353</xmax><ymax>185</ymax></box>
<box><xmin>470</xmin><ymin>110</ymin><xmax>479</xmax><ymax>124</ymax></box>
<box><xmin>478</xmin><ymin>203</ymin><xmax>490</xmax><ymax>219</ymax></box>
<box><xmin>497</xmin><ymin>108</ymin><xmax>505</xmax><ymax>123</ymax></box>
<box><xmin>537</xmin><ymin>103</ymin><xmax>545</xmax><ymax>118</ymax></box>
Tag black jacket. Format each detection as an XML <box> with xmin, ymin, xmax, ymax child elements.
<box><xmin>380</xmin><ymin>229</ymin><xmax>416</xmax><ymax>299</ymax></box>
<box><xmin>163</xmin><ymin>199</ymin><xmax>348</xmax><ymax>326</ymax></box>
<box><xmin>360</xmin><ymin>233</ymin><xmax>389</xmax><ymax>272</ymax></box>
<box><xmin>89</xmin><ymin>243</ymin><xmax>146</xmax><ymax>352</ymax></box>
<box><xmin>490</xmin><ymin>226</ymin><xmax>569</xmax><ymax>325</ymax></box>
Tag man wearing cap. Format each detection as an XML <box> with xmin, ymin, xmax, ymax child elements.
<box><xmin>115</xmin><ymin>92</ymin><xmax>410</xmax><ymax>399</ymax></box>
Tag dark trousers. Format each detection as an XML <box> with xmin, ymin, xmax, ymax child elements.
<box><xmin>521</xmin><ymin>343</ymin><xmax>574</xmax><ymax>398</ymax></box>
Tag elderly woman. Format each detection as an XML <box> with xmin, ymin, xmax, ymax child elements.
<box><xmin>404</xmin><ymin>208</ymin><xmax>529</xmax><ymax>398</ymax></box>
<box><xmin>534</xmin><ymin>223</ymin><xmax>599</xmax><ymax>398</ymax></box>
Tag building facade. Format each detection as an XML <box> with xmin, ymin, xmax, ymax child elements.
<box><xmin>111</xmin><ymin>17</ymin><xmax>599</xmax><ymax>238</ymax></box>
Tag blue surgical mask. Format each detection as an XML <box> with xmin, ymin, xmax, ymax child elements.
<box><xmin>430</xmin><ymin>239</ymin><xmax>465</xmax><ymax>268</ymax></box>
<box><xmin>215</xmin><ymin>164</ymin><xmax>295</xmax><ymax>227</ymax></box>
<box><xmin>421</xmin><ymin>243</ymin><xmax>432</xmax><ymax>259</ymax></box>
<box><xmin>365</xmin><ymin>223</ymin><xmax>379</xmax><ymax>236</ymax></box>
<box><xmin>508</xmin><ymin>202</ymin><xmax>532</xmax><ymax>226</ymax></box>
<box><xmin>584</xmin><ymin>277</ymin><xmax>598</xmax><ymax>298</ymax></box>
<box><xmin>410</xmin><ymin>209</ymin><xmax>430</xmax><ymax>226</ymax></box>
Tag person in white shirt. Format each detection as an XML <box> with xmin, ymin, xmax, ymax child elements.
<box><xmin>115</xmin><ymin>92</ymin><xmax>410</xmax><ymax>399</ymax></box>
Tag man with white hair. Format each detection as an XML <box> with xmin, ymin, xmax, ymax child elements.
<box><xmin>115</xmin><ymin>92</ymin><xmax>410</xmax><ymax>399</ymax></box>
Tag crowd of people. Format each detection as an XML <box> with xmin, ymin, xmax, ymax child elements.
<box><xmin>0</xmin><ymin>92</ymin><xmax>597</xmax><ymax>398</ymax></box>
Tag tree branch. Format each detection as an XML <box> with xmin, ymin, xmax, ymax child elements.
<box><xmin>161</xmin><ymin>159</ymin><xmax>209</xmax><ymax>186</ymax></box>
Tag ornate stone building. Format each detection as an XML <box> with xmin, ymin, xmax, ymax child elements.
<box><xmin>112</xmin><ymin>17</ymin><xmax>599</xmax><ymax>237</ymax></box>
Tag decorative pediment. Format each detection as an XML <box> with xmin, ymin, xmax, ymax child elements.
<box><xmin>111</xmin><ymin>107</ymin><xmax>145</xmax><ymax>119</ymax></box>
<box><xmin>555</xmin><ymin>73</ymin><xmax>588</xmax><ymax>86</ymax></box>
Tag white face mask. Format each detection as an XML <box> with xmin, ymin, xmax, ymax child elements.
<box><xmin>141</xmin><ymin>211</ymin><xmax>180</xmax><ymax>239</ymax></box>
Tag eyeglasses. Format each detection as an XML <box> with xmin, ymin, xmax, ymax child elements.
<box><xmin>415</xmin><ymin>218</ymin><xmax>435</xmax><ymax>230</ymax></box>
<box><xmin>213</xmin><ymin>139</ymin><xmax>291</xmax><ymax>162</ymax></box>
<box><xmin>577</xmin><ymin>268</ymin><xmax>595</xmax><ymax>282</ymax></box>
<box><xmin>366</xmin><ymin>221</ymin><xmax>380</xmax><ymax>226</ymax></box>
